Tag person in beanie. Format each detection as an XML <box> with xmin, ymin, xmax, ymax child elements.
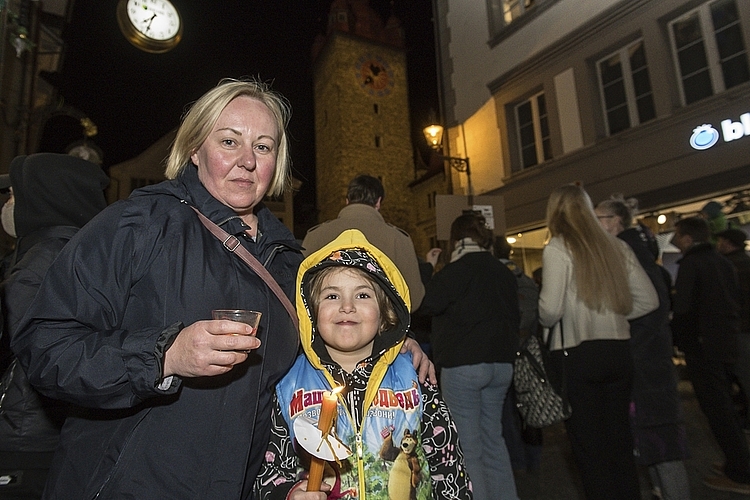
<box><xmin>700</xmin><ymin>200</ymin><xmax>737</xmax><ymax>241</ymax></box>
<box><xmin>0</xmin><ymin>153</ymin><xmax>109</xmax><ymax>499</ymax></box>
<box><xmin>254</xmin><ymin>229</ymin><xmax>472</xmax><ymax>499</ymax></box>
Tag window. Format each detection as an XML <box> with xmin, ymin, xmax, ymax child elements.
<box><xmin>515</xmin><ymin>92</ymin><xmax>552</xmax><ymax>169</ymax></box>
<box><xmin>488</xmin><ymin>0</ymin><xmax>536</xmax><ymax>33</ymax></box>
<box><xmin>374</xmin><ymin>136</ymin><xmax>381</xmax><ymax>148</ymax></box>
<box><xmin>597</xmin><ymin>40</ymin><xmax>656</xmax><ymax>135</ymax></box>
<box><xmin>669</xmin><ymin>0</ymin><xmax>749</xmax><ymax>105</ymax></box>
<box><xmin>426</xmin><ymin>191</ymin><xmax>437</xmax><ymax>209</ymax></box>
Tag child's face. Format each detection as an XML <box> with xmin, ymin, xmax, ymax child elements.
<box><xmin>316</xmin><ymin>268</ymin><xmax>382</xmax><ymax>362</ymax></box>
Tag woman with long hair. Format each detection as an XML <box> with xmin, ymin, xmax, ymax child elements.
<box><xmin>539</xmin><ymin>184</ymin><xmax>658</xmax><ymax>500</ymax></box>
<box><xmin>595</xmin><ymin>195</ymin><xmax>690</xmax><ymax>500</ymax></box>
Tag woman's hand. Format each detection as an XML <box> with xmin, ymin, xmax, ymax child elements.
<box><xmin>425</xmin><ymin>248</ymin><xmax>442</xmax><ymax>267</ymax></box>
<box><xmin>287</xmin><ymin>479</ymin><xmax>331</xmax><ymax>499</ymax></box>
<box><xmin>402</xmin><ymin>337</ymin><xmax>437</xmax><ymax>385</ymax></box>
<box><xmin>163</xmin><ymin>320</ymin><xmax>262</xmax><ymax>377</ymax></box>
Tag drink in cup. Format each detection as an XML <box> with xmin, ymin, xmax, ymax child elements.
<box><xmin>212</xmin><ymin>309</ymin><xmax>262</xmax><ymax>336</ymax></box>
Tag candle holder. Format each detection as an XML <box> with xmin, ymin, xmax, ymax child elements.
<box><xmin>293</xmin><ymin>386</ymin><xmax>350</xmax><ymax>491</ymax></box>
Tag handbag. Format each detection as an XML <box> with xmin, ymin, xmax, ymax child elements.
<box><xmin>191</xmin><ymin>206</ymin><xmax>299</xmax><ymax>333</ymax></box>
<box><xmin>513</xmin><ymin>322</ymin><xmax>571</xmax><ymax>428</ymax></box>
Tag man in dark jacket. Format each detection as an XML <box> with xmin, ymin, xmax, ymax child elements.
<box><xmin>671</xmin><ymin>217</ymin><xmax>750</xmax><ymax>494</ymax></box>
<box><xmin>716</xmin><ymin>228</ymin><xmax>750</xmax><ymax>431</ymax></box>
<box><xmin>0</xmin><ymin>153</ymin><xmax>109</xmax><ymax>499</ymax></box>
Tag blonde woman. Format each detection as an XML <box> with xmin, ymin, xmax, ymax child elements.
<box><xmin>538</xmin><ymin>184</ymin><xmax>658</xmax><ymax>500</ymax></box>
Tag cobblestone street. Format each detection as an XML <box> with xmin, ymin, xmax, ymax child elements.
<box><xmin>514</xmin><ymin>379</ymin><xmax>748</xmax><ymax>499</ymax></box>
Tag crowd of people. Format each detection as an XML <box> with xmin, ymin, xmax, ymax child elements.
<box><xmin>0</xmin><ymin>77</ymin><xmax>749</xmax><ymax>500</ymax></box>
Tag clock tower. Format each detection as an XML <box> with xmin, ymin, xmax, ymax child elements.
<box><xmin>312</xmin><ymin>0</ymin><xmax>415</xmax><ymax>234</ymax></box>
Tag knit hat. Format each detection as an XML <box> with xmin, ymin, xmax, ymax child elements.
<box><xmin>701</xmin><ymin>200</ymin><xmax>724</xmax><ymax>218</ymax></box>
<box><xmin>716</xmin><ymin>228</ymin><xmax>747</xmax><ymax>249</ymax></box>
<box><xmin>9</xmin><ymin>153</ymin><xmax>109</xmax><ymax>237</ymax></box>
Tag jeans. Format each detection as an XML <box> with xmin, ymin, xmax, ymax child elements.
<box><xmin>502</xmin><ymin>387</ymin><xmax>543</xmax><ymax>472</ymax></box>
<box><xmin>441</xmin><ymin>362</ymin><xmax>518</xmax><ymax>500</ymax></box>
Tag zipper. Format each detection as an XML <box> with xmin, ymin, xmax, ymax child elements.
<box><xmin>339</xmin><ymin>396</ymin><xmax>368</xmax><ymax>500</ymax></box>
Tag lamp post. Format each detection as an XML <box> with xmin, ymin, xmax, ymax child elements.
<box><xmin>423</xmin><ymin>122</ymin><xmax>472</xmax><ymax>205</ymax></box>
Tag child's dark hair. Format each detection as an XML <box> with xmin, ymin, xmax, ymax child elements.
<box><xmin>308</xmin><ymin>266</ymin><xmax>399</xmax><ymax>332</ymax></box>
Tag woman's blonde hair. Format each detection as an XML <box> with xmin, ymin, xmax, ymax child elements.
<box><xmin>165</xmin><ymin>78</ymin><xmax>292</xmax><ymax>197</ymax></box>
<box><xmin>546</xmin><ymin>184</ymin><xmax>633</xmax><ymax>315</ymax></box>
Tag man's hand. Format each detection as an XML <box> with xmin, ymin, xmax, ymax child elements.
<box><xmin>163</xmin><ymin>320</ymin><xmax>261</xmax><ymax>377</ymax></box>
<box><xmin>402</xmin><ymin>337</ymin><xmax>437</xmax><ymax>385</ymax></box>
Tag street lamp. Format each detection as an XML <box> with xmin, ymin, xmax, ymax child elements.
<box><xmin>422</xmin><ymin>122</ymin><xmax>472</xmax><ymax>203</ymax></box>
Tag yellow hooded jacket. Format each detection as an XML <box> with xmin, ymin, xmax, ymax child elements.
<box><xmin>283</xmin><ymin>229</ymin><xmax>430</xmax><ymax>499</ymax></box>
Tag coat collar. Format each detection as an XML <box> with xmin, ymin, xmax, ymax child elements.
<box><xmin>678</xmin><ymin>241</ymin><xmax>715</xmax><ymax>263</ymax></box>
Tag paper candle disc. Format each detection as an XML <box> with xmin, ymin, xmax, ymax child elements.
<box><xmin>293</xmin><ymin>415</ymin><xmax>352</xmax><ymax>460</ymax></box>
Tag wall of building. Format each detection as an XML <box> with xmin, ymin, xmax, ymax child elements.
<box><xmin>434</xmin><ymin>0</ymin><xmax>750</xmax><ymax>236</ymax></box>
<box><xmin>434</xmin><ymin>0</ymin><xmax>622</xmax><ymax>126</ymax></box>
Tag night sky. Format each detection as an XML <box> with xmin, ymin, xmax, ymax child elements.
<box><xmin>38</xmin><ymin>0</ymin><xmax>439</xmax><ymax>232</ymax></box>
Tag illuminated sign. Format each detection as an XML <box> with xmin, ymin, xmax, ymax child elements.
<box><xmin>690</xmin><ymin>112</ymin><xmax>750</xmax><ymax>150</ymax></box>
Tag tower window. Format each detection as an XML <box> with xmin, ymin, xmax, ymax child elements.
<box><xmin>375</xmin><ymin>136</ymin><xmax>381</xmax><ymax>148</ymax></box>
<box><xmin>373</xmin><ymin>103</ymin><xmax>379</xmax><ymax>114</ymax></box>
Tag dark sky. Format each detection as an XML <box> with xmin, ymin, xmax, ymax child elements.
<box><xmin>39</xmin><ymin>0</ymin><xmax>439</xmax><ymax>231</ymax></box>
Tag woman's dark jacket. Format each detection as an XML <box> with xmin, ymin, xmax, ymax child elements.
<box><xmin>618</xmin><ymin>227</ymin><xmax>685</xmax><ymax>464</ymax></box>
<box><xmin>417</xmin><ymin>251</ymin><xmax>520</xmax><ymax>368</ymax></box>
<box><xmin>11</xmin><ymin>165</ymin><xmax>302</xmax><ymax>500</ymax></box>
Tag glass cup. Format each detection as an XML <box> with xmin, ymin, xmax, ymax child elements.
<box><xmin>212</xmin><ymin>309</ymin><xmax>262</xmax><ymax>336</ymax></box>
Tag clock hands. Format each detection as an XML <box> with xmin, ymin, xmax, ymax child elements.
<box><xmin>143</xmin><ymin>12</ymin><xmax>157</xmax><ymax>33</ymax></box>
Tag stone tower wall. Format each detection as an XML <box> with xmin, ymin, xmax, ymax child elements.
<box><xmin>313</xmin><ymin>31</ymin><xmax>415</xmax><ymax>235</ymax></box>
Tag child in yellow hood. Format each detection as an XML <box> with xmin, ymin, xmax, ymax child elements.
<box><xmin>254</xmin><ymin>229</ymin><xmax>472</xmax><ymax>500</ymax></box>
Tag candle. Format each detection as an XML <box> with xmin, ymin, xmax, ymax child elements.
<box><xmin>306</xmin><ymin>387</ymin><xmax>341</xmax><ymax>491</ymax></box>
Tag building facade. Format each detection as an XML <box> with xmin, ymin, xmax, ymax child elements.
<box><xmin>432</xmin><ymin>0</ymin><xmax>750</xmax><ymax>273</ymax></box>
<box><xmin>0</xmin><ymin>0</ymin><xmax>76</xmax><ymax>169</ymax></box>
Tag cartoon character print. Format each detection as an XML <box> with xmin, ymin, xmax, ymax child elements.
<box><xmin>379</xmin><ymin>428</ymin><xmax>421</xmax><ymax>500</ymax></box>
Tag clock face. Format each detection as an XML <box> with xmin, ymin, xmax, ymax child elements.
<box><xmin>356</xmin><ymin>55</ymin><xmax>394</xmax><ymax>97</ymax></box>
<box><xmin>126</xmin><ymin>0</ymin><xmax>181</xmax><ymax>40</ymax></box>
<box><xmin>117</xmin><ymin>0</ymin><xmax>182</xmax><ymax>53</ymax></box>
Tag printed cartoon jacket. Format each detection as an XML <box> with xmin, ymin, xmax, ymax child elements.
<box><xmin>254</xmin><ymin>230</ymin><xmax>473</xmax><ymax>500</ymax></box>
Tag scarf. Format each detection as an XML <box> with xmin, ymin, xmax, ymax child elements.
<box><xmin>450</xmin><ymin>237</ymin><xmax>488</xmax><ymax>262</ymax></box>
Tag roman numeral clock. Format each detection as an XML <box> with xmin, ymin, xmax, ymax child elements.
<box><xmin>117</xmin><ymin>0</ymin><xmax>182</xmax><ymax>53</ymax></box>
